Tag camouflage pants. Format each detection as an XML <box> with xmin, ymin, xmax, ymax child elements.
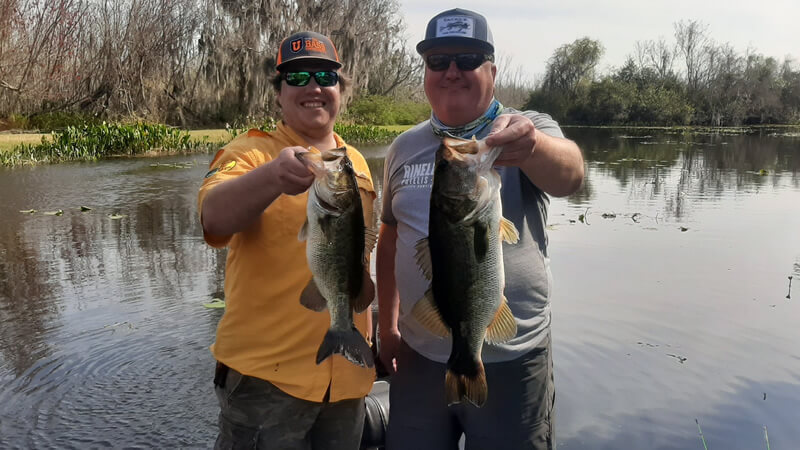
<box><xmin>214</xmin><ymin>365</ymin><xmax>365</xmax><ymax>450</ymax></box>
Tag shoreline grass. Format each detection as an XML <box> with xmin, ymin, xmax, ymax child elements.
<box><xmin>1</xmin><ymin>122</ymin><xmax>792</xmax><ymax>165</ymax></box>
<box><xmin>0</xmin><ymin>123</ymin><xmax>412</xmax><ymax>166</ymax></box>
<box><xmin>0</xmin><ymin>129</ymin><xmax>233</xmax><ymax>153</ymax></box>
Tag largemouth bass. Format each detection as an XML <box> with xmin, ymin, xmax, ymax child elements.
<box><xmin>413</xmin><ymin>136</ymin><xmax>519</xmax><ymax>407</ymax></box>
<box><xmin>297</xmin><ymin>147</ymin><xmax>376</xmax><ymax>368</ymax></box>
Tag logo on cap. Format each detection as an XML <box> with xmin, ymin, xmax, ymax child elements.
<box><xmin>436</xmin><ymin>16</ymin><xmax>474</xmax><ymax>38</ymax></box>
<box><xmin>291</xmin><ymin>39</ymin><xmax>302</xmax><ymax>52</ymax></box>
<box><xmin>305</xmin><ymin>38</ymin><xmax>327</xmax><ymax>53</ymax></box>
<box><xmin>289</xmin><ymin>37</ymin><xmax>328</xmax><ymax>54</ymax></box>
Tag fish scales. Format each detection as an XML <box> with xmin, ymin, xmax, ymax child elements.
<box><xmin>297</xmin><ymin>147</ymin><xmax>376</xmax><ymax>369</ymax></box>
<box><xmin>413</xmin><ymin>136</ymin><xmax>518</xmax><ymax>407</ymax></box>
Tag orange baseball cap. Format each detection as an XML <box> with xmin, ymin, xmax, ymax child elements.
<box><xmin>276</xmin><ymin>31</ymin><xmax>342</xmax><ymax>71</ymax></box>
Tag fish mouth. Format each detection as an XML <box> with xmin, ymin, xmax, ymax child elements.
<box><xmin>443</xmin><ymin>136</ymin><xmax>480</xmax><ymax>155</ymax></box>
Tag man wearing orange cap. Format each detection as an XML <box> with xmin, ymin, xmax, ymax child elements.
<box><xmin>199</xmin><ymin>31</ymin><xmax>376</xmax><ymax>449</ymax></box>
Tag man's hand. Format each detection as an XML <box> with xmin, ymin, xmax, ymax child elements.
<box><xmin>378</xmin><ymin>327</ymin><xmax>402</xmax><ymax>375</ymax></box>
<box><xmin>485</xmin><ymin>114</ymin><xmax>537</xmax><ymax>167</ymax></box>
<box><xmin>272</xmin><ymin>146</ymin><xmax>315</xmax><ymax>195</ymax></box>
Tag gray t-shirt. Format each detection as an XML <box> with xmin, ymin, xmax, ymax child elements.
<box><xmin>381</xmin><ymin>108</ymin><xmax>564</xmax><ymax>363</ymax></box>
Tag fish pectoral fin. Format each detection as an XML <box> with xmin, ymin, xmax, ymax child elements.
<box><xmin>411</xmin><ymin>288</ymin><xmax>449</xmax><ymax>337</ymax></box>
<box><xmin>485</xmin><ymin>295</ymin><xmax>517</xmax><ymax>344</ymax></box>
<box><xmin>414</xmin><ymin>238</ymin><xmax>433</xmax><ymax>280</ymax></box>
<box><xmin>499</xmin><ymin>217</ymin><xmax>520</xmax><ymax>244</ymax></box>
<box><xmin>298</xmin><ymin>219</ymin><xmax>309</xmax><ymax>242</ymax></box>
<box><xmin>364</xmin><ymin>226</ymin><xmax>378</xmax><ymax>256</ymax></box>
<box><xmin>352</xmin><ymin>269</ymin><xmax>375</xmax><ymax>313</ymax></box>
<box><xmin>300</xmin><ymin>277</ymin><xmax>328</xmax><ymax>312</ymax></box>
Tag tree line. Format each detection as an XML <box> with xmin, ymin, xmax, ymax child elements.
<box><xmin>1</xmin><ymin>2</ymin><xmax>798</xmax><ymax>128</ymax></box>
<box><xmin>0</xmin><ymin>0</ymin><xmax>421</xmax><ymax>128</ymax></box>
<box><xmin>526</xmin><ymin>21</ymin><xmax>800</xmax><ymax>126</ymax></box>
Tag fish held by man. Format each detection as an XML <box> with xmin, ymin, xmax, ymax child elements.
<box><xmin>413</xmin><ymin>136</ymin><xmax>519</xmax><ymax>407</ymax></box>
<box><xmin>297</xmin><ymin>147</ymin><xmax>377</xmax><ymax>368</ymax></box>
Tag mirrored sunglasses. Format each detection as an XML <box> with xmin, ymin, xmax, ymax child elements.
<box><xmin>283</xmin><ymin>71</ymin><xmax>339</xmax><ymax>87</ymax></box>
<box><xmin>425</xmin><ymin>53</ymin><xmax>494</xmax><ymax>72</ymax></box>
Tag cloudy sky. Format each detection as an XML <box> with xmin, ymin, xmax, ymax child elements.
<box><xmin>398</xmin><ymin>0</ymin><xmax>800</xmax><ymax>82</ymax></box>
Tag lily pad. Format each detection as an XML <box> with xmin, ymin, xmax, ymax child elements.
<box><xmin>107</xmin><ymin>214</ymin><xmax>127</xmax><ymax>220</ymax></box>
<box><xmin>203</xmin><ymin>298</ymin><xmax>226</xmax><ymax>309</ymax></box>
<box><xmin>19</xmin><ymin>209</ymin><xmax>36</xmax><ymax>214</ymax></box>
<box><xmin>43</xmin><ymin>210</ymin><xmax>64</xmax><ymax>216</ymax></box>
<box><xmin>80</xmin><ymin>206</ymin><xmax>92</xmax><ymax>211</ymax></box>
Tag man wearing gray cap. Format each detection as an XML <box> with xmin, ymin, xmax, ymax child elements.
<box><xmin>376</xmin><ymin>8</ymin><xmax>584</xmax><ymax>449</ymax></box>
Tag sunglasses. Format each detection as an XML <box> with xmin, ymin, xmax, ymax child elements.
<box><xmin>425</xmin><ymin>53</ymin><xmax>494</xmax><ymax>72</ymax></box>
<box><xmin>283</xmin><ymin>71</ymin><xmax>339</xmax><ymax>87</ymax></box>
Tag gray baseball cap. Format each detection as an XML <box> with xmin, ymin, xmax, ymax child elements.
<box><xmin>416</xmin><ymin>8</ymin><xmax>494</xmax><ymax>55</ymax></box>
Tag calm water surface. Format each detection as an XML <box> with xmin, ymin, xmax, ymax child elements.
<box><xmin>0</xmin><ymin>128</ymin><xmax>798</xmax><ymax>449</ymax></box>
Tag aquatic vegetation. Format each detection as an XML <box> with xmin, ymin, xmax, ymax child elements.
<box><xmin>226</xmin><ymin>117</ymin><xmax>278</xmax><ymax>138</ymax></box>
<box><xmin>695</xmin><ymin>419</ymin><xmax>709</xmax><ymax>450</ymax></box>
<box><xmin>1</xmin><ymin>122</ymin><xmax>203</xmax><ymax>166</ymax></box>
<box><xmin>226</xmin><ymin>118</ymin><xmax>400</xmax><ymax>144</ymax></box>
<box><xmin>334</xmin><ymin>123</ymin><xmax>400</xmax><ymax>144</ymax></box>
<box><xmin>203</xmin><ymin>298</ymin><xmax>226</xmax><ymax>309</ymax></box>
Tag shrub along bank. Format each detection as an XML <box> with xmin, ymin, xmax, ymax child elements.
<box><xmin>1</xmin><ymin>122</ymin><xmax>404</xmax><ymax>167</ymax></box>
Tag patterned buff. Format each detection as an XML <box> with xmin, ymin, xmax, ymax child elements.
<box><xmin>430</xmin><ymin>98</ymin><xmax>504</xmax><ymax>139</ymax></box>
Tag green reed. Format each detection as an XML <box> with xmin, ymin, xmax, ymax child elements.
<box><xmin>1</xmin><ymin>122</ymin><xmax>201</xmax><ymax>166</ymax></box>
<box><xmin>333</xmin><ymin>123</ymin><xmax>400</xmax><ymax>144</ymax></box>
<box><xmin>226</xmin><ymin>119</ymin><xmax>400</xmax><ymax>145</ymax></box>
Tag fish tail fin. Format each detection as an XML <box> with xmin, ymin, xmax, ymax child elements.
<box><xmin>316</xmin><ymin>327</ymin><xmax>375</xmax><ymax>368</ymax></box>
<box><xmin>445</xmin><ymin>364</ymin><xmax>487</xmax><ymax>407</ymax></box>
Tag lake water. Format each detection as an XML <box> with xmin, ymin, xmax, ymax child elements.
<box><xmin>0</xmin><ymin>128</ymin><xmax>798</xmax><ymax>449</ymax></box>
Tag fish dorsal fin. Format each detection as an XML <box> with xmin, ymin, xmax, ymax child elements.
<box><xmin>499</xmin><ymin>217</ymin><xmax>520</xmax><ymax>244</ymax></box>
<box><xmin>414</xmin><ymin>238</ymin><xmax>433</xmax><ymax>280</ymax></box>
<box><xmin>298</xmin><ymin>219</ymin><xmax>309</xmax><ymax>241</ymax></box>
<box><xmin>300</xmin><ymin>277</ymin><xmax>327</xmax><ymax>312</ymax></box>
<box><xmin>364</xmin><ymin>226</ymin><xmax>378</xmax><ymax>257</ymax></box>
<box><xmin>411</xmin><ymin>288</ymin><xmax>450</xmax><ymax>337</ymax></box>
<box><xmin>352</xmin><ymin>269</ymin><xmax>375</xmax><ymax>313</ymax></box>
<box><xmin>485</xmin><ymin>295</ymin><xmax>517</xmax><ymax>344</ymax></box>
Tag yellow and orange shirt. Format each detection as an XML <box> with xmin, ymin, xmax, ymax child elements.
<box><xmin>198</xmin><ymin>122</ymin><xmax>376</xmax><ymax>402</ymax></box>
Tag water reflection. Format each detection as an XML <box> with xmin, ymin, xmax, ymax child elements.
<box><xmin>0</xmin><ymin>158</ymin><xmax>224</xmax><ymax>446</ymax></box>
<box><xmin>0</xmin><ymin>227</ymin><xmax>60</xmax><ymax>377</ymax></box>
<box><xmin>0</xmin><ymin>131</ymin><xmax>798</xmax><ymax>448</ymax></box>
<box><xmin>564</xmin><ymin>128</ymin><xmax>800</xmax><ymax>222</ymax></box>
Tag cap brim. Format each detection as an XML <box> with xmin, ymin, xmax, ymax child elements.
<box><xmin>276</xmin><ymin>56</ymin><xmax>343</xmax><ymax>71</ymax></box>
<box><xmin>416</xmin><ymin>37</ymin><xmax>494</xmax><ymax>55</ymax></box>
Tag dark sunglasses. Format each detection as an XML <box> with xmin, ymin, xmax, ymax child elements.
<box><xmin>425</xmin><ymin>53</ymin><xmax>494</xmax><ymax>72</ymax></box>
<box><xmin>283</xmin><ymin>71</ymin><xmax>339</xmax><ymax>87</ymax></box>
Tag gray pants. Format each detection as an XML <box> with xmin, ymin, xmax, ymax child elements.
<box><xmin>386</xmin><ymin>332</ymin><xmax>555</xmax><ymax>450</ymax></box>
<box><xmin>214</xmin><ymin>366</ymin><xmax>365</xmax><ymax>450</ymax></box>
